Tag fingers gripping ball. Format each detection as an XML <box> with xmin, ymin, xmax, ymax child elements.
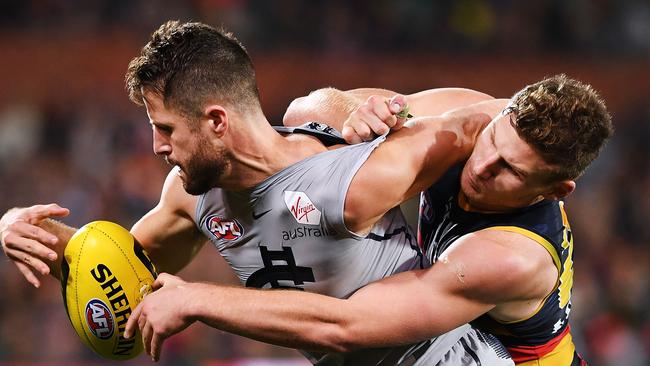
<box><xmin>61</xmin><ymin>221</ymin><xmax>157</xmax><ymax>360</ymax></box>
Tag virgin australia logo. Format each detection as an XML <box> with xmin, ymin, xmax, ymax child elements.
<box><xmin>284</xmin><ymin>191</ymin><xmax>321</xmax><ymax>225</ymax></box>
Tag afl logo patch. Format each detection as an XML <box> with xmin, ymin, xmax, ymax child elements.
<box><xmin>206</xmin><ymin>215</ymin><xmax>244</xmax><ymax>241</ymax></box>
<box><xmin>85</xmin><ymin>299</ymin><xmax>114</xmax><ymax>340</ymax></box>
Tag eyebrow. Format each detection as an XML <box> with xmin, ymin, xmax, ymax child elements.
<box><xmin>491</xmin><ymin>123</ymin><xmax>529</xmax><ymax>178</ymax></box>
<box><xmin>150</xmin><ymin>120</ymin><xmax>170</xmax><ymax>127</ymax></box>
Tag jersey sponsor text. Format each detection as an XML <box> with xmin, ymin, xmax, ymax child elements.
<box><xmin>284</xmin><ymin>191</ymin><xmax>321</xmax><ymax>225</ymax></box>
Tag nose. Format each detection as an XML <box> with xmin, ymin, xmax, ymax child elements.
<box><xmin>474</xmin><ymin>153</ymin><xmax>500</xmax><ymax>180</ymax></box>
<box><xmin>152</xmin><ymin>128</ymin><xmax>171</xmax><ymax>156</ymax></box>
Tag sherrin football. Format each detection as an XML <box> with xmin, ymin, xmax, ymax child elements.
<box><xmin>61</xmin><ymin>221</ymin><xmax>157</xmax><ymax>360</ymax></box>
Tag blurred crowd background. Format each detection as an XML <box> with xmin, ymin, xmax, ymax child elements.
<box><xmin>0</xmin><ymin>1</ymin><xmax>649</xmax><ymax>366</ymax></box>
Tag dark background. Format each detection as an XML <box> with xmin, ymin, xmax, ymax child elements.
<box><xmin>0</xmin><ymin>1</ymin><xmax>648</xmax><ymax>365</ymax></box>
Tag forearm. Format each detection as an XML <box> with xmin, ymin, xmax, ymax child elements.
<box><xmin>346</xmin><ymin>88</ymin><xmax>397</xmax><ymax>99</ymax></box>
<box><xmin>283</xmin><ymin>87</ymin><xmax>495</xmax><ymax>131</ymax></box>
<box><xmin>407</xmin><ymin>88</ymin><xmax>494</xmax><ymax>116</ymax></box>
<box><xmin>39</xmin><ymin>219</ymin><xmax>77</xmax><ymax>279</ymax></box>
<box><xmin>441</xmin><ymin>98</ymin><xmax>509</xmax><ymax>120</ymax></box>
<box><xmin>186</xmin><ymin>271</ymin><xmax>457</xmax><ymax>353</ymax></box>
<box><xmin>188</xmin><ymin>283</ymin><xmax>355</xmax><ymax>352</ymax></box>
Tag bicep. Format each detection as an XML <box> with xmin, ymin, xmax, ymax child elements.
<box><xmin>131</xmin><ymin>170</ymin><xmax>206</xmax><ymax>274</ymax></box>
<box><xmin>131</xmin><ymin>207</ymin><xmax>204</xmax><ymax>275</ymax></box>
<box><xmin>343</xmin><ymin>235</ymin><xmax>538</xmax><ymax>345</ymax></box>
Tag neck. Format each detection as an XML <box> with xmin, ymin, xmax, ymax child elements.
<box><xmin>217</xmin><ymin>117</ymin><xmax>326</xmax><ymax>191</ymax></box>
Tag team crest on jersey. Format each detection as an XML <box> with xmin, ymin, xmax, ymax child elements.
<box><xmin>206</xmin><ymin>215</ymin><xmax>244</xmax><ymax>241</ymax></box>
<box><xmin>85</xmin><ymin>299</ymin><xmax>114</xmax><ymax>340</ymax></box>
<box><xmin>284</xmin><ymin>191</ymin><xmax>321</xmax><ymax>225</ymax></box>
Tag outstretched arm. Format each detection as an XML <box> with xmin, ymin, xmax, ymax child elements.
<box><xmin>0</xmin><ymin>168</ymin><xmax>206</xmax><ymax>286</ymax></box>
<box><xmin>125</xmin><ymin>229</ymin><xmax>556</xmax><ymax>361</ymax></box>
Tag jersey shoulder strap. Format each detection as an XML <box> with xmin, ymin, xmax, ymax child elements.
<box><xmin>274</xmin><ymin>122</ymin><xmax>345</xmax><ymax>146</ymax></box>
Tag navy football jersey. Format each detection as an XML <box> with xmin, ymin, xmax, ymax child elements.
<box><xmin>419</xmin><ymin>165</ymin><xmax>584</xmax><ymax>365</ymax></box>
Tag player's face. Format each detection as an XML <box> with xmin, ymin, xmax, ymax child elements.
<box><xmin>144</xmin><ymin>92</ymin><xmax>228</xmax><ymax>195</ymax></box>
<box><xmin>460</xmin><ymin>113</ymin><xmax>561</xmax><ymax>212</ymax></box>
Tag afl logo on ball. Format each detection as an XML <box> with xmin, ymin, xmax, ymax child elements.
<box><xmin>206</xmin><ymin>215</ymin><xmax>244</xmax><ymax>241</ymax></box>
<box><xmin>85</xmin><ymin>299</ymin><xmax>115</xmax><ymax>340</ymax></box>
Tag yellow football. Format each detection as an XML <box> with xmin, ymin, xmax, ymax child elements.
<box><xmin>61</xmin><ymin>221</ymin><xmax>157</xmax><ymax>360</ymax></box>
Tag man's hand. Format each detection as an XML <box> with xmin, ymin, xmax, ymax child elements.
<box><xmin>124</xmin><ymin>273</ymin><xmax>196</xmax><ymax>362</ymax></box>
<box><xmin>0</xmin><ymin>204</ymin><xmax>70</xmax><ymax>287</ymax></box>
<box><xmin>341</xmin><ymin>94</ymin><xmax>410</xmax><ymax>144</ymax></box>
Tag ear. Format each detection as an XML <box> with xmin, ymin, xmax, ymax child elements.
<box><xmin>543</xmin><ymin>180</ymin><xmax>576</xmax><ymax>200</ymax></box>
<box><xmin>204</xmin><ymin>105</ymin><xmax>228</xmax><ymax>138</ymax></box>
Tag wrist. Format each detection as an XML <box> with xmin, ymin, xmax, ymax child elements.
<box><xmin>1</xmin><ymin>207</ymin><xmax>23</xmax><ymax>229</ymax></box>
<box><xmin>182</xmin><ymin>282</ymin><xmax>216</xmax><ymax>322</ymax></box>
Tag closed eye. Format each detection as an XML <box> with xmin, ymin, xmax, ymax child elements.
<box><xmin>492</xmin><ymin>126</ymin><xmax>527</xmax><ymax>179</ymax></box>
<box><xmin>503</xmin><ymin>161</ymin><xmax>527</xmax><ymax>179</ymax></box>
<box><xmin>152</xmin><ymin>123</ymin><xmax>173</xmax><ymax>134</ymax></box>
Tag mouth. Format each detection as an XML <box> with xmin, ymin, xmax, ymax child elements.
<box><xmin>163</xmin><ymin>154</ymin><xmax>180</xmax><ymax>166</ymax></box>
<box><xmin>164</xmin><ymin>157</ymin><xmax>180</xmax><ymax>169</ymax></box>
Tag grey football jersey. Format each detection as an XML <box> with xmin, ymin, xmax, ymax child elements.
<box><xmin>196</xmin><ymin>136</ymin><xmax>424</xmax><ymax>298</ymax></box>
<box><xmin>195</xmin><ymin>136</ymin><xmax>512</xmax><ymax>365</ymax></box>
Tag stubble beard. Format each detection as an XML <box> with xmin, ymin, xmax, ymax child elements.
<box><xmin>182</xmin><ymin>139</ymin><xmax>230</xmax><ymax>196</ymax></box>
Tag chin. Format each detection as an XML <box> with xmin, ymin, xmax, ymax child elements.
<box><xmin>460</xmin><ymin>184</ymin><xmax>498</xmax><ymax>211</ymax></box>
<box><xmin>182</xmin><ymin>178</ymin><xmax>214</xmax><ymax>196</ymax></box>
<box><xmin>184</xmin><ymin>185</ymin><xmax>212</xmax><ymax>196</ymax></box>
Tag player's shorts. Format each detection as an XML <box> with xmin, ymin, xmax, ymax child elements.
<box><xmin>307</xmin><ymin>324</ymin><xmax>512</xmax><ymax>365</ymax></box>
<box><xmin>404</xmin><ymin>324</ymin><xmax>512</xmax><ymax>366</ymax></box>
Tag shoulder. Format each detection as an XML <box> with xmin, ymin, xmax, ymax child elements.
<box><xmin>159</xmin><ymin>167</ymin><xmax>201</xmax><ymax>221</ymax></box>
<box><xmin>439</xmin><ymin>229</ymin><xmax>557</xmax><ymax>303</ymax></box>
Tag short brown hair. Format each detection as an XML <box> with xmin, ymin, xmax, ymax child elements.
<box><xmin>506</xmin><ymin>74</ymin><xmax>613</xmax><ymax>180</ymax></box>
<box><xmin>125</xmin><ymin>20</ymin><xmax>261</xmax><ymax>118</ymax></box>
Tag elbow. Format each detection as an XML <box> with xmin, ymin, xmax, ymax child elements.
<box><xmin>282</xmin><ymin>88</ymin><xmax>332</xmax><ymax>127</ymax></box>
<box><xmin>283</xmin><ymin>87</ymin><xmax>355</xmax><ymax>129</ymax></box>
<box><xmin>283</xmin><ymin>96</ymin><xmax>309</xmax><ymax>127</ymax></box>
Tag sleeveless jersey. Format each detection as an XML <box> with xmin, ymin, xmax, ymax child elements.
<box><xmin>418</xmin><ymin>165</ymin><xmax>585</xmax><ymax>366</ymax></box>
<box><xmin>195</xmin><ymin>132</ymin><xmax>512</xmax><ymax>366</ymax></box>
